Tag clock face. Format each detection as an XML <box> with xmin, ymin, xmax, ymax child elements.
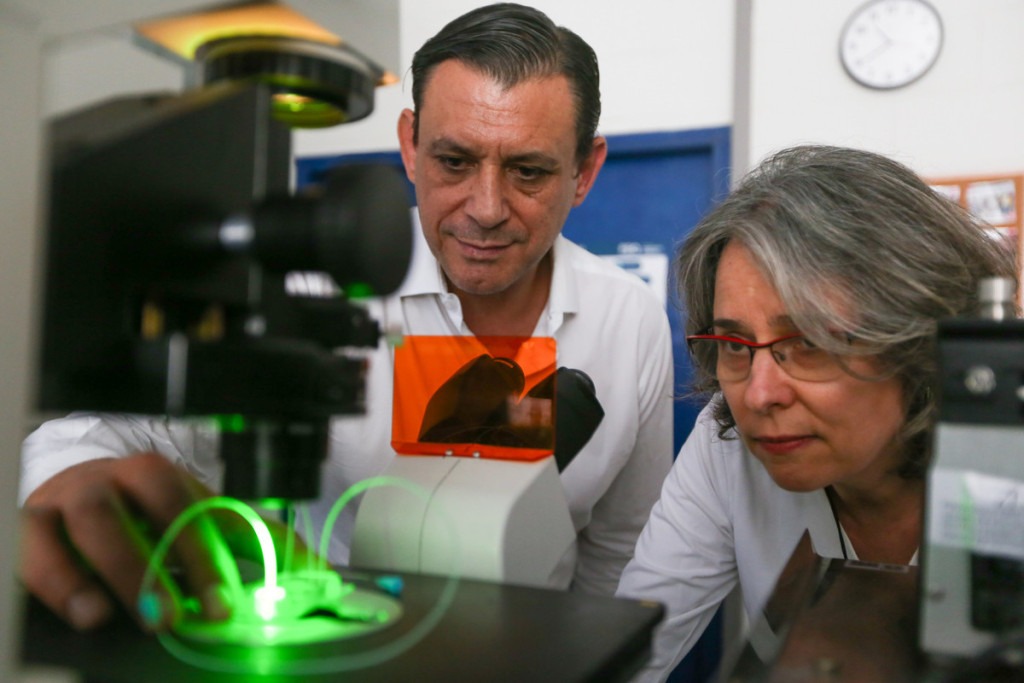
<box><xmin>840</xmin><ymin>0</ymin><xmax>943</xmax><ymax>89</ymax></box>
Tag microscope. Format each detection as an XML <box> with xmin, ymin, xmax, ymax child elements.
<box><xmin>32</xmin><ymin>2</ymin><xmax>610</xmax><ymax>673</ymax></box>
<box><xmin>35</xmin><ymin>0</ymin><xmax>424</xmax><ymax>661</ymax></box>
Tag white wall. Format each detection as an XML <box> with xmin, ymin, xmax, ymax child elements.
<box><xmin>739</xmin><ymin>0</ymin><xmax>1024</xmax><ymax>178</ymax></box>
<box><xmin>36</xmin><ymin>1</ymin><xmax>1024</xmax><ymax>182</ymax></box>
<box><xmin>298</xmin><ymin>0</ymin><xmax>1024</xmax><ymax>180</ymax></box>
<box><xmin>0</xmin><ymin>10</ymin><xmax>44</xmax><ymax>680</ymax></box>
<box><xmin>293</xmin><ymin>1</ymin><xmax>736</xmax><ymax>157</ymax></box>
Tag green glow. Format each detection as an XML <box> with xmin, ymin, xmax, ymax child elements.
<box><xmin>140</xmin><ymin>496</ymin><xmax>278</xmax><ymax>620</ymax></box>
<box><xmin>253</xmin><ymin>585</ymin><xmax>286</xmax><ymax>620</ymax></box>
<box><xmin>298</xmin><ymin>505</ymin><xmax>316</xmax><ymax>568</ymax></box>
<box><xmin>959</xmin><ymin>479</ymin><xmax>976</xmax><ymax>546</ymax></box>
<box><xmin>212</xmin><ymin>414</ymin><xmax>247</xmax><ymax>433</ymax></box>
<box><xmin>268</xmin><ymin>88</ymin><xmax>348</xmax><ymax>128</ymax></box>
<box><xmin>250</xmin><ymin>515</ymin><xmax>280</xmax><ymax>593</ymax></box>
<box><xmin>344</xmin><ymin>282</ymin><xmax>375</xmax><ymax>300</ymax></box>
<box><xmin>147</xmin><ymin>479</ymin><xmax>462</xmax><ymax>675</ymax></box>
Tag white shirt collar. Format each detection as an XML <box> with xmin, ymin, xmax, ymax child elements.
<box><xmin>396</xmin><ymin>210</ymin><xmax>580</xmax><ymax>336</ymax></box>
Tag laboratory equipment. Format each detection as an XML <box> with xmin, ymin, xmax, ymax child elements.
<box><xmin>920</xmin><ymin>276</ymin><xmax>1024</xmax><ymax>658</ymax></box>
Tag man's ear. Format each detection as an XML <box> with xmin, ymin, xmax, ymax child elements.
<box><xmin>571</xmin><ymin>136</ymin><xmax>608</xmax><ymax>207</ymax></box>
<box><xmin>397</xmin><ymin>108</ymin><xmax>418</xmax><ymax>185</ymax></box>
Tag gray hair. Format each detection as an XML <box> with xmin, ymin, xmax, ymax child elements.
<box><xmin>677</xmin><ymin>145</ymin><xmax>1017</xmax><ymax>478</ymax></box>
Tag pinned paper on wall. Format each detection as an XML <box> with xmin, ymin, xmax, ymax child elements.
<box><xmin>928</xmin><ymin>172</ymin><xmax>1023</xmax><ymax>306</ymax></box>
<box><xmin>966</xmin><ymin>178</ymin><xmax>1018</xmax><ymax>226</ymax></box>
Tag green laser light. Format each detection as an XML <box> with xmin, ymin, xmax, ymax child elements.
<box><xmin>253</xmin><ymin>585</ymin><xmax>286</xmax><ymax>621</ymax></box>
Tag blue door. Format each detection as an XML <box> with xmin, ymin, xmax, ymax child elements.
<box><xmin>561</xmin><ymin>127</ymin><xmax>730</xmax><ymax>456</ymax></box>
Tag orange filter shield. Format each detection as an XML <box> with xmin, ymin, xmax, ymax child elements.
<box><xmin>391</xmin><ymin>336</ymin><xmax>557</xmax><ymax>461</ymax></box>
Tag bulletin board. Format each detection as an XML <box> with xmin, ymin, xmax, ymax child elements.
<box><xmin>928</xmin><ymin>173</ymin><xmax>1023</xmax><ymax>305</ymax></box>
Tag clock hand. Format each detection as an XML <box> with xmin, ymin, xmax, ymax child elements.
<box><xmin>859</xmin><ymin>38</ymin><xmax>892</xmax><ymax>63</ymax></box>
<box><xmin>873</xmin><ymin>23</ymin><xmax>894</xmax><ymax>46</ymax></box>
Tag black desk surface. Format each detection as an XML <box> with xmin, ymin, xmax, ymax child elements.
<box><xmin>20</xmin><ymin>571</ymin><xmax>663</xmax><ymax>683</ymax></box>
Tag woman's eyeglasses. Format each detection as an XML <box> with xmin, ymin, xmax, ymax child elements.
<box><xmin>685</xmin><ymin>332</ymin><xmax>845</xmax><ymax>382</ymax></box>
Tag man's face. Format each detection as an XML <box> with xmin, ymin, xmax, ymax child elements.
<box><xmin>398</xmin><ymin>59</ymin><xmax>605</xmax><ymax>299</ymax></box>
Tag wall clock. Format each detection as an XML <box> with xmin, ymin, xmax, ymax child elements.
<box><xmin>840</xmin><ymin>0</ymin><xmax>943</xmax><ymax>90</ymax></box>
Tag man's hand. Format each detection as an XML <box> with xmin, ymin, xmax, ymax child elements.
<box><xmin>20</xmin><ymin>453</ymin><xmax>239</xmax><ymax>632</ymax></box>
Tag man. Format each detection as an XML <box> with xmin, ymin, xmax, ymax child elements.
<box><xmin>19</xmin><ymin>3</ymin><xmax>673</xmax><ymax>631</ymax></box>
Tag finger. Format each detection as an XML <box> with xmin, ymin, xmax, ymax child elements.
<box><xmin>179</xmin><ymin>474</ymin><xmax>246</xmax><ymax>611</ymax></box>
<box><xmin>23</xmin><ymin>457</ymin><xmax>182</xmax><ymax>630</ymax></box>
<box><xmin>111</xmin><ymin>453</ymin><xmax>240</xmax><ymax>621</ymax></box>
<box><xmin>19</xmin><ymin>506</ymin><xmax>115</xmax><ymax>631</ymax></box>
<box><xmin>166</xmin><ymin>475</ymin><xmax>322</xmax><ymax>574</ymax></box>
<box><xmin>57</xmin><ymin>468</ymin><xmax>184</xmax><ymax>630</ymax></box>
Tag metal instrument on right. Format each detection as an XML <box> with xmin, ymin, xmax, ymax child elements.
<box><xmin>920</xmin><ymin>275</ymin><xmax>1024</xmax><ymax>659</ymax></box>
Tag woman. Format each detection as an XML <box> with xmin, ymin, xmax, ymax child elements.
<box><xmin>616</xmin><ymin>145</ymin><xmax>1016</xmax><ymax>681</ymax></box>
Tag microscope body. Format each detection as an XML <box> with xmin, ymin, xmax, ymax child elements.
<box><xmin>349</xmin><ymin>339</ymin><xmax>599</xmax><ymax>589</ymax></box>
<box><xmin>351</xmin><ymin>454</ymin><xmax>577</xmax><ymax>589</ymax></box>
<box><xmin>920</xmin><ymin>318</ymin><xmax>1024</xmax><ymax>657</ymax></box>
<box><xmin>40</xmin><ymin>81</ymin><xmax>411</xmax><ymax>503</ymax></box>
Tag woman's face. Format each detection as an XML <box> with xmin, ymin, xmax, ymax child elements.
<box><xmin>713</xmin><ymin>241</ymin><xmax>906</xmax><ymax>492</ymax></box>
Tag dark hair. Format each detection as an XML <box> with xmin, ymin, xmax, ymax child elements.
<box><xmin>677</xmin><ymin>145</ymin><xmax>1017</xmax><ymax>478</ymax></box>
<box><xmin>410</xmin><ymin>3</ymin><xmax>601</xmax><ymax>165</ymax></box>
